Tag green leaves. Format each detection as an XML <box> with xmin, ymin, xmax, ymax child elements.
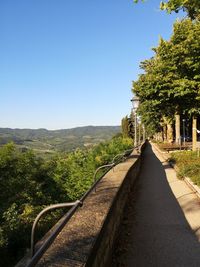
<box><xmin>121</xmin><ymin>116</ymin><xmax>133</xmax><ymax>138</ymax></box>
<box><xmin>132</xmin><ymin>19</ymin><xmax>200</xmax><ymax>136</ymax></box>
<box><xmin>2</xmin><ymin>204</ymin><xmax>20</xmax><ymax>232</ymax></box>
<box><xmin>135</xmin><ymin>0</ymin><xmax>200</xmax><ymax>19</ymax></box>
<box><xmin>52</xmin><ymin>136</ymin><xmax>133</xmax><ymax>200</ymax></box>
<box><xmin>162</xmin><ymin>0</ymin><xmax>200</xmax><ymax>19</ymax></box>
<box><xmin>133</xmin><ymin>0</ymin><xmax>200</xmax><ymax>20</ymax></box>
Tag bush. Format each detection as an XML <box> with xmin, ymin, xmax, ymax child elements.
<box><xmin>52</xmin><ymin>136</ymin><xmax>133</xmax><ymax>200</ymax></box>
<box><xmin>169</xmin><ymin>151</ymin><xmax>200</xmax><ymax>187</ymax></box>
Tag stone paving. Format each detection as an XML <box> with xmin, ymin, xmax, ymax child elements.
<box><xmin>112</xmin><ymin>142</ymin><xmax>200</xmax><ymax>267</ymax></box>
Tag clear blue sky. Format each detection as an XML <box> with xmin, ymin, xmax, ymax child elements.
<box><xmin>0</xmin><ymin>0</ymin><xmax>183</xmax><ymax>130</ymax></box>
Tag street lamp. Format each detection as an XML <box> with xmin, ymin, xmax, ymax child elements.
<box><xmin>131</xmin><ymin>96</ymin><xmax>140</xmax><ymax>147</ymax></box>
<box><xmin>137</xmin><ymin>116</ymin><xmax>141</xmax><ymax>145</ymax></box>
<box><xmin>142</xmin><ymin>124</ymin><xmax>146</xmax><ymax>143</ymax></box>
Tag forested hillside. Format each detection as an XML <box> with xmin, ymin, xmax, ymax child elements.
<box><xmin>0</xmin><ymin>126</ymin><xmax>121</xmax><ymax>156</ymax></box>
<box><xmin>0</xmin><ymin>136</ymin><xmax>132</xmax><ymax>267</ymax></box>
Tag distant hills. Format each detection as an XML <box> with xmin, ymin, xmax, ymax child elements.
<box><xmin>0</xmin><ymin>126</ymin><xmax>121</xmax><ymax>156</ymax></box>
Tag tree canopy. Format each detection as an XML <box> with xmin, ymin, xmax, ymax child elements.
<box><xmin>132</xmin><ymin>18</ymin><xmax>200</xmax><ymax>136</ymax></box>
<box><xmin>134</xmin><ymin>0</ymin><xmax>200</xmax><ymax>19</ymax></box>
<box><xmin>160</xmin><ymin>0</ymin><xmax>200</xmax><ymax>19</ymax></box>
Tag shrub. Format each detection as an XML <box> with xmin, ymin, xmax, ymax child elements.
<box><xmin>169</xmin><ymin>151</ymin><xmax>200</xmax><ymax>186</ymax></box>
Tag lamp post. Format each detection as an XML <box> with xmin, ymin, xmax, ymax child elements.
<box><xmin>142</xmin><ymin>124</ymin><xmax>146</xmax><ymax>143</ymax></box>
<box><xmin>131</xmin><ymin>96</ymin><xmax>140</xmax><ymax>147</ymax></box>
<box><xmin>138</xmin><ymin>116</ymin><xmax>141</xmax><ymax>145</ymax></box>
<box><xmin>182</xmin><ymin>119</ymin><xmax>186</xmax><ymax>146</ymax></box>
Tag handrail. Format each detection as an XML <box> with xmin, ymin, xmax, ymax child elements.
<box><xmin>27</xmin><ymin>201</ymin><xmax>82</xmax><ymax>267</ymax></box>
<box><xmin>93</xmin><ymin>163</ymin><xmax>115</xmax><ymax>192</ymax></box>
<box><xmin>124</xmin><ymin>148</ymin><xmax>134</xmax><ymax>155</ymax></box>
<box><xmin>31</xmin><ymin>201</ymin><xmax>81</xmax><ymax>257</ymax></box>
<box><xmin>27</xmin><ymin>145</ymin><xmax>137</xmax><ymax>267</ymax></box>
<box><xmin>112</xmin><ymin>153</ymin><xmax>125</xmax><ymax>164</ymax></box>
<box><xmin>112</xmin><ymin>148</ymin><xmax>134</xmax><ymax>164</ymax></box>
<box><xmin>93</xmin><ymin>148</ymin><xmax>134</xmax><ymax>191</ymax></box>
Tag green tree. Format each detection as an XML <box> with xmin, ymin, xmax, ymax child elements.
<box><xmin>52</xmin><ymin>136</ymin><xmax>133</xmax><ymax>200</ymax></box>
<box><xmin>0</xmin><ymin>143</ymin><xmax>65</xmax><ymax>266</ymax></box>
<box><xmin>132</xmin><ymin>19</ymin><xmax>200</xmax><ymax>142</ymax></box>
<box><xmin>134</xmin><ymin>0</ymin><xmax>200</xmax><ymax>19</ymax></box>
<box><xmin>160</xmin><ymin>0</ymin><xmax>200</xmax><ymax>19</ymax></box>
<box><xmin>121</xmin><ymin>115</ymin><xmax>133</xmax><ymax>138</ymax></box>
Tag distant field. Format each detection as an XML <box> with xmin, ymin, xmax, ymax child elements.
<box><xmin>0</xmin><ymin>126</ymin><xmax>121</xmax><ymax>157</ymax></box>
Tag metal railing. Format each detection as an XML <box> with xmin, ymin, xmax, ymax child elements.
<box><xmin>93</xmin><ymin>163</ymin><xmax>114</xmax><ymax>192</ymax></box>
<box><xmin>27</xmin><ymin>200</ymin><xmax>82</xmax><ymax>267</ymax></box>
<box><xmin>112</xmin><ymin>153</ymin><xmax>125</xmax><ymax>164</ymax></box>
<box><xmin>31</xmin><ymin>201</ymin><xmax>81</xmax><ymax>257</ymax></box>
<box><xmin>27</xmin><ymin>146</ymin><xmax>138</xmax><ymax>267</ymax></box>
<box><xmin>93</xmin><ymin>148</ymin><xmax>136</xmax><ymax>191</ymax></box>
<box><xmin>112</xmin><ymin>148</ymin><xmax>134</xmax><ymax>163</ymax></box>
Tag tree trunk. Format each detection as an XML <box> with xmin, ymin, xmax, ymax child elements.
<box><xmin>192</xmin><ymin>116</ymin><xmax>197</xmax><ymax>151</ymax></box>
<box><xmin>163</xmin><ymin>124</ymin><xmax>167</xmax><ymax>142</ymax></box>
<box><xmin>175</xmin><ymin>113</ymin><xmax>181</xmax><ymax>144</ymax></box>
<box><xmin>163</xmin><ymin>116</ymin><xmax>173</xmax><ymax>143</ymax></box>
<box><xmin>167</xmin><ymin>123</ymin><xmax>173</xmax><ymax>143</ymax></box>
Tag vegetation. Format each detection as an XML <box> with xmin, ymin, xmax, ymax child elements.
<box><xmin>132</xmin><ymin>18</ymin><xmax>200</xmax><ymax>142</ymax></box>
<box><xmin>160</xmin><ymin>0</ymin><xmax>200</xmax><ymax>19</ymax></box>
<box><xmin>0</xmin><ymin>136</ymin><xmax>132</xmax><ymax>267</ymax></box>
<box><xmin>121</xmin><ymin>115</ymin><xmax>134</xmax><ymax>138</ymax></box>
<box><xmin>169</xmin><ymin>151</ymin><xmax>200</xmax><ymax>186</ymax></box>
<box><xmin>131</xmin><ymin>1</ymin><xmax>200</xmax><ymax>150</ymax></box>
<box><xmin>134</xmin><ymin>0</ymin><xmax>200</xmax><ymax>19</ymax></box>
<box><xmin>0</xmin><ymin>126</ymin><xmax>121</xmax><ymax>157</ymax></box>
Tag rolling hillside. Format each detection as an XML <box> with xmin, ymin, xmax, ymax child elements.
<box><xmin>0</xmin><ymin>126</ymin><xmax>121</xmax><ymax>156</ymax></box>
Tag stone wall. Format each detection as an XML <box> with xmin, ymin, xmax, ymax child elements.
<box><xmin>85</xmin><ymin>148</ymin><xmax>143</xmax><ymax>267</ymax></box>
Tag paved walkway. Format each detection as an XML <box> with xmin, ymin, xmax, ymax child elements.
<box><xmin>112</xmin><ymin>142</ymin><xmax>200</xmax><ymax>267</ymax></box>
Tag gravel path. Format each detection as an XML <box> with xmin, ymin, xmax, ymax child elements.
<box><xmin>112</xmin><ymin>142</ymin><xmax>200</xmax><ymax>267</ymax></box>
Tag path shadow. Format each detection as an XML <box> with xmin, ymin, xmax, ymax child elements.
<box><xmin>112</xmin><ymin>143</ymin><xmax>200</xmax><ymax>267</ymax></box>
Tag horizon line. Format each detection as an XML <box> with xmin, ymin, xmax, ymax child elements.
<box><xmin>0</xmin><ymin>125</ymin><xmax>121</xmax><ymax>131</ymax></box>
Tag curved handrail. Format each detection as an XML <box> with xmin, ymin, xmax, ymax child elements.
<box><xmin>112</xmin><ymin>148</ymin><xmax>134</xmax><ymax>164</ymax></box>
<box><xmin>93</xmin><ymin>147</ymin><xmax>135</xmax><ymax>191</ymax></box>
<box><xmin>112</xmin><ymin>153</ymin><xmax>125</xmax><ymax>164</ymax></box>
<box><xmin>31</xmin><ymin>200</ymin><xmax>81</xmax><ymax>257</ymax></box>
<box><xmin>93</xmin><ymin>163</ymin><xmax>115</xmax><ymax>192</ymax></box>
